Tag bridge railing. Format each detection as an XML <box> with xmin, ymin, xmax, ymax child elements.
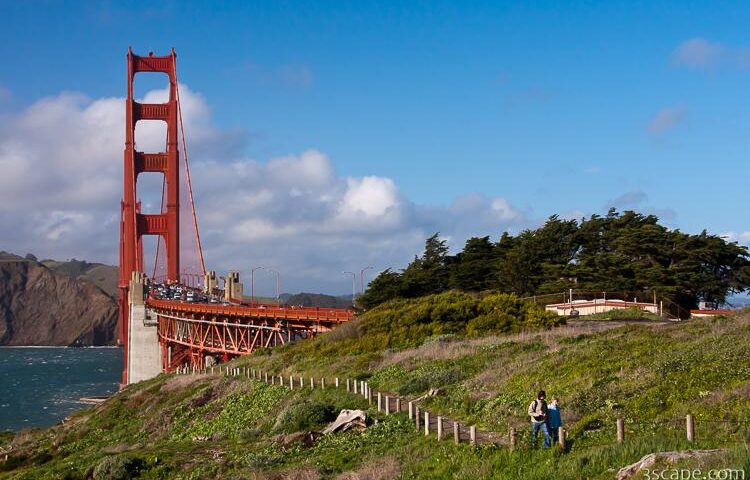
<box><xmin>146</xmin><ymin>298</ymin><xmax>355</xmax><ymax>323</ymax></box>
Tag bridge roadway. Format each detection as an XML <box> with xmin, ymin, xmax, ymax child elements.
<box><xmin>146</xmin><ymin>298</ymin><xmax>354</xmax><ymax>370</ymax></box>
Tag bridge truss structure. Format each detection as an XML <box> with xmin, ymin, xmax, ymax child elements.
<box><xmin>149</xmin><ymin>299</ymin><xmax>352</xmax><ymax>370</ymax></box>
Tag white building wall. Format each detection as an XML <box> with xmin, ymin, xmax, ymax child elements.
<box><xmin>545</xmin><ymin>299</ymin><xmax>658</xmax><ymax>316</ymax></box>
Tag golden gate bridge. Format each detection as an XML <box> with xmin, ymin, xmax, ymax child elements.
<box><xmin>118</xmin><ymin>48</ymin><xmax>353</xmax><ymax>386</ymax></box>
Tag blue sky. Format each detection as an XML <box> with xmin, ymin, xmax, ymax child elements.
<box><xmin>0</xmin><ymin>1</ymin><xmax>748</xmax><ymax>294</ymax></box>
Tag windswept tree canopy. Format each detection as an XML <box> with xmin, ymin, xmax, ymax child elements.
<box><xmin>358</xmin><ymin>210</ymin><xmax>750</xmax><ymax>313</ymax></box>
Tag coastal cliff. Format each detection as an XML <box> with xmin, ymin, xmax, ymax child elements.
<box><xmin>0</xmin><ymin>253</ymin><xmax>117</xmax><ymax>346</ymax></box>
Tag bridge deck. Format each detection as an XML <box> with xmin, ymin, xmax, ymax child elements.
<box><xmin>147</xmin><ymin>298</ymin><xmax>354</xmax><ymax>323</ymax></box>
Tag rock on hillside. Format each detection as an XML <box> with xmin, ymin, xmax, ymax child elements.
<box><xmin>0</xmin><ymin>254</ymin><xmax>117</xmax><ymax>346</ymax></box>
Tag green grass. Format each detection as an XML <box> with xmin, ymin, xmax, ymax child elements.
<box><xmin>1</xmin><ymin>296</ymin><xmax>748</xmax><ymax>479</ymax></box>
<box><xmin>582</xmin><ymin>306</ymin><xmax>663</xmax><ymax>321</ymax></box>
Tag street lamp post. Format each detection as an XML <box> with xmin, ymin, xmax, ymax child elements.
<box><xmin>268</xmin><ymin>269</ymin><xmax>280</xmax><ymax>305</ymax></box>
<box><xmin>342</xmin><ymin>271</ymin><xmax>356</xmax><ymax>306</ymax></box>
<box><xmin>251</xmin><ymin>266</ymin><xmax>265</xmax><ymax>305</ymax></box>
<box><xmin>360</xmin><ymin>266</ymin><xmax>374</xmax><ymax>294</ymax></box>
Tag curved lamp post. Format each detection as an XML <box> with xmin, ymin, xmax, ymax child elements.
<box><xmin>359</xmin><ymin>266</ymin><xmax>374</xmax><ymax>295</ymax></box>
<box><xmin>250</xmin><ymin>266</ymin><xmax>265</xmax><ymax>305</ymax></box>
<box><xmin>342</xmin><ymin>271</ymin><xmax>356</xmax><ymax>306</ymax></box>
<box><xmin>268</xmin><ymin>269</ymin><xmax>280</xmax><ymax>306</ymax></box>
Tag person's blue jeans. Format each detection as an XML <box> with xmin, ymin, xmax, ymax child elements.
<box><xmin>549</xmin><ymin>424</ymin><xmax>559</xmax><ymax>444</ymax></box>
<box><xmin>532</xmin><ymin>421</ymin><xmax>551</xmax><ymax>448</ymax></box>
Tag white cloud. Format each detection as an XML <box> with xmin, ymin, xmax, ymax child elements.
<box><xmin>608</xmin><ymin>191</ymin><xmax>648</xmax><ymax>208</ymax></box>
<box><xmin>647</xmin><ymin>106</ymin><xmax>686</xmax><ymax>136</ymax></box>
<box><xmin>336</xmin><ymin>176</ymin><xmax>400</xmax><ymax>222</ymax></box>
<box><xmin>266</xmin><ymin>150</ymin><xmax>333</xmax><ymax>190</ymax></box>
<box><xmin>672</xmin><ymin>38</ymin><xmax>750</xmax><ymax>71</ymax></box>
<box><xmin>604</xmin><ymin>192</ymin><xmax>676</xmax><ymax>222</ymax></box>
<box><xmin>721</xmin><ymin>232</ymin><xmax>750</xmax><ymax>246</ymax></box>
<box><xmin>672</xmin><ymin>38</ymin><xmax>724</xmax><ymax>69</ymax></box>
<box><xmin>0</xmin><ymin>87</ymin><xmax>527</xmax><ymax>294</ymax></box>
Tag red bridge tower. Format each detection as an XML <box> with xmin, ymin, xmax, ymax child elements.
<box><xmin>118</xmin><ymin>48</ymin><xmax>180</xmax><ymax>385</ymax></box>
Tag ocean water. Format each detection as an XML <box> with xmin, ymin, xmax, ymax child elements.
<box><xmin>0</xmin><ymin>347</ymin><xmax>122</xmax><ymax>431</ymax></box>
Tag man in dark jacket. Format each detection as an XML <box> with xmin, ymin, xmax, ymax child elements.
<box><xmin>527</xmin><ymin>390</ymin><xmax>551</xmax><ymax>448</ymax></box>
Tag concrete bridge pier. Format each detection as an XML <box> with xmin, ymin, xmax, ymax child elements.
<box><xmin>224</xmin><ymin>271</ymin><xmax>244</xmax><ymax>302</ymax></box>
<box><xmin>127</xmin><ymin>271</ymin><xmax>162</xmax><ymax>384</ymax></box>
<box><xmin>203</xmin><ymin>271</ymin><xmax>217</xmax><ymax>294</ymax></box>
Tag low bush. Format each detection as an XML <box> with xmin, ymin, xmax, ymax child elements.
<box><xmin>272</xmin><ymin>400</ymin><xmax>337</xmax><ymax>433</ymax></box>
<box><xmin>584</xmin><ymin>306</ymin><xmax>662</xmax><ymax>321</ymax></box>
<box><xmin>92</xmin><ymin>455</ymin><xmax>143</xmax><ymax>480</ymax></box>
<box><xmin>360</xmin><ymin>291</ymin><xmax>564</xmax><ymax>349</ymax></box>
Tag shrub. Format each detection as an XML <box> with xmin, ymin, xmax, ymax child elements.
<box><xmin>358</xmin><ymin>291</ymin><xmax>565</xmax><ymax>348</ymax></box>
<box><xmin>466</xmin><ymin>313</ymin><xmax>516</xmax><ymax>336</ymax></box>
<box><xmin>273</xmin><ymin>400</ymin><xmax>337</xmax><ymax>433</ymax></box>
<box><xmin>398</xmin><ymin>368</ymin><xmax>465</xmax><ymax>395</ymax></box>
<box><xmin>92</xmin><ymin>455</ymin><xmax>142</xmax><ymax>480</ymax></box>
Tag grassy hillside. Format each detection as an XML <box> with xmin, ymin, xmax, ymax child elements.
<box><xmin>1</xmin><ymin>293</ymin><xmax>748</xmax><ymax>479</ymax></box>
<box><xmin>282</xmin><ymin>292</ymin><xmax>352</xmax><ymax>309</ymax></box>
<box><xmin>40</xmin><ymin>259</ymin><xmax>118</xmax><ymax>299</ymax></box>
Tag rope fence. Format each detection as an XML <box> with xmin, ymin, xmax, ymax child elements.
<box><xmin>173</xmin><ymin>364</ymin><xmax>749</xmax><ymax>452</ymax></box>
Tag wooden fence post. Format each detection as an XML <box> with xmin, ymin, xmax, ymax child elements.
<box><xmin>396</xmin><ymin>397</ymin><xmax>401</xmax><ymax>413</ymax></box>
<box><xmin>368</xmin><ymin>387</ymin><xmax>372</xmax><ymax>405</ymax></box>
<box><xmin>354</xmin><ymin>380</ymin><xmax>358</xmax><ymax>394</ymax></box>
<box><xmin>424</xmin><ymin>411</ymin><xmax>430</xmax><ymax>436</ymax></box>
<box><xmin>279</xmin><ymin>375</ymin><xmax>283</xmax><ymax>385</ymax></box>
<box><xmin>453</xmin><ymin>422</ymin><xmax>460</xmax><ymax>445</ymax></box>
<box><xmin>310</xmin><ymin>377</ymin><xmax>314</xmax><ymax>389</ymax></box>
<box><xmin>509</xmin><ymin>427</ymin><xmax>516</xmax><ymax>451</ymax></box>
<box><xmin>385</xmin><ymin>396</ymin><xmax>390</xmax><ymax>415</ymax></box>
<box><xmin>346</xmin><ymin>378</ymin><xmax>351</xmax><ymax>392</ymax></box>
<box><xmin>299</xmin><ymin>376</ymin><xmax>303</xmax><ymax>388</ymax></box>
<box><xmin>271</xmin><ymin>375</ymin><xmax>275</xmax><ymax>385</ymax></box>
<box><xmin>377</xmin><ymin>392</ymin><xmax>382</xmax><ymax>412</ymax></box>
<box><xmin>415</xmin><ymin>407</ymin><xmax>420</xmax><ymax>430</ymax></box>
<box><xmin>616</xmin><ymin>417</ymin><xmax>624</xmax><ymax>444</ymax></box>
<box><xmin>470</xmin><ymin>426</ymin><xmax>476</xmax><ymax>445</ymax></box>
<box><xmin>408</xmin><ymin>401</ymin><xmax>414</xmax><ymax>419</ymax></box>
<box><xmin>686</xmin><ymin>414</ymin><xmax>694</xmax><ymax>442</ymax></box>
<box><xmin>558</xmin><ymin>427</ymin><xmax>566</xmax><ymax>450</ymax></box>
<box><xmin>321</xmin><ymin>377</ymin><xmax>326</xmax><ymax>389</ymax></box>
<box><xmin>437</xmin><ymin>416</ymin><xmax>443</xmax><ymax>441</ymax></box>
<box><xmin>289</xmin><ymin>376</ymin><xmax>294</xmax><ymax>390</ymax></box>
<box><xmin>264</xmin><ymin>372</ymin><xmax>268</xmax><ymax>383</ymax></box>
<box><xmin>335</xmin><ymin>377</ymin><xmax>339</xmax><ymax>388</ymax></box>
